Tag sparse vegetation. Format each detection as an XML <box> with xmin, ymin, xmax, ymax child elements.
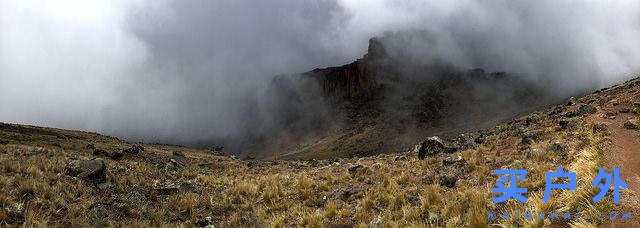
<box><xmin>0</xmin><ymin>77</ymin><xmax>638</xmax><ymax>226</ymax></box>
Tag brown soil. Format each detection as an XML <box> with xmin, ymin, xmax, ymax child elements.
<box><xmin>597</xmin><ymin>105</ymin><xmax>640</xmax><ymax>227</ymax></box>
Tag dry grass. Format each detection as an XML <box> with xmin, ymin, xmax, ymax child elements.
<box><xmin>1</xmin><ymin>77</ymin><xmax>637</xmax><ymax>227</ymax></box>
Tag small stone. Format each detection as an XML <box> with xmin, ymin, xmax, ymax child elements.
<box><xmin>620</xmin><ymin>108</ymin><xmax>631</xmax><ymax>113</ymax></box>
<box><xmin>86</xmin><ymin>144</ymin><xmax>95</xmax><ymax>150</ymax></box>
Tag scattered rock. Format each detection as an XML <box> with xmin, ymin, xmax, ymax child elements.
<box><xmin>415</xmin><ymin>136</ymin><xmax>458</xmax><ymax>159</ymax></box>
<box><xmin>592</xmin><ymin>123</ymin><xmax>609</xmax><ymax>133</ymax></box>
<box><xmin>348</xmin><ymin>164</ymin><xmax>368</xmax><ymax>176</ymax></box>
<box><xmin>443</xmin><ymin>155</ymin><xmax>466</xmax><ymax>167</ymax></box>
<box><xmin>196</xmin><ymin>217</ymin><xmax>215</xmax><ymax>228</ymax></box>
<box><xmin>624</xmin><ymin>119</ymin><xmax>639</xmax><ymax>130</ymax></box>
<box><xmin>394</xmin><ymin>154</ymin><xmax>408</xmax><ymax>161</ymax></box>
<box><xmin>369</xmin><ymin>215</ymin><xmax>383</xmax><ymax>227</ymax></box>
<box><xmin>474</xmin><ymin>134</ymin><xmax>486</xmax><ymax>144</ymax></box>
<box><xmin>620</xmin><ymin>107</ymin><xmax>631</xmax><ymax>113</ymax></box>
<box><xmin>173</xmin><ymin>151</ymin><xmax>186</xmax><ymax>157</ymax></box>
<box><xmin>123</xmin><ymin>144</ymin><xmax>144</xmax><ymax>155</ymax></box>
<box><xmin>2</xmin><ymin>209</ymin><xmax>24</xmax><ymax>224</ymax></box>
<box><xmin>603</xmin><ymin>112</ymin><xmax>616</xmax><ymax>119</ymax></box>
<box><xmin>610</xmin><ymin>99</ymin><xmax>620</xmax><ymax>106</ymax></box>
<box><xmin>209</xmin><ymin>146</ymin><xmax>225</xmax><ymax>156</ymax></box>
<box><xmin>525</xmin><ymin>148</ymin><xmax>546</xmax><ymax>158</ymax></box>
<box><xmin>521</xmin><ymin>129</ymin><xmax>545</xmax><ymax>145</ymax></box>
<box><xmin>86</xmin><ymin>144</ymin><xmax>95</xmax><ymax>150</ymax></box>
<box><xmin>440</xmin><ymin>174</ymin><xmax>458</xmax><ymax>188</ymax></box>
<box><xmin>548</xmin><ymin>142</ymin><xmax>567</xmax><ymax>157</ymax></box>
<box><xmin>451</xmin><ymin>134</ymin><xmax>477</xmax><ymax>151</ymax></box>
<box><xmin>565</xmin><ymin>104</ymin><xmax>597</xmax><ymax>117</ymax></box>
<box><xmin>329</xmin><ymin>187</ymin><xmax>362</xmax><ymax>201</ymax></box>
<box><xmin>328</xmin><ymin>157</ymin><xmax>344</xmax><ymax>165</ymax></box>
<box><xmin>93</xmin><ymin>148</ymin><xmax>124</xmax><ymax>160</ymax></box>
<box><xmin>97</xmin><ymin>182</ymin><xmax>112</xmax><ymax>190</ymax></box>
<box><xmin>558</xmin><ymin>118</ymin><xmax>579</xmax><ymax>130</ymax></box>
<box><xmin>567</xmin><ymin>97</ymin><xmax>577</xmax><ymax>106</ymax></box>
<box><xmin>66</xmin><ymin>158</ymin><xmax>107</xmax><ymax>184</ymax></box>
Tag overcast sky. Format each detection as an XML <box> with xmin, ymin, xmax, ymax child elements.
<box><xmin>1</xmin><ymin>0</ymin><xmax>640</xmax><ymax>147</ymax></box>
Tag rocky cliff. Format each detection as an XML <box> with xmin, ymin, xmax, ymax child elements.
<box><xmin>259</xmin><ymin>32</ymin><xmax>564</xmax><ymax>159</ymax></box>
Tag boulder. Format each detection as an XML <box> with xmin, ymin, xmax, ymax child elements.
<box><xmin>624</xmin><ymin>119</ymin><xmax>639</xmax><ymax>130</ymax></box>
<box><xmin>415</xmin><ymin>136</ymin><xmax>458</xmax><ymax>159</ymax></box>
<box><xmin>66</xmin><ymin>158</ymin><xmax>107</xmax><ymax>184</ymax></box>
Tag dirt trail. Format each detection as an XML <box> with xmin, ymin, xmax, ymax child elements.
<box><xmin>598</xmin><ymin>110</ymin><xmax>640</xmax><ymax>227</ymax></box>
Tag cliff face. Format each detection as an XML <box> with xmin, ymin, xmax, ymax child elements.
<box><xmin>304</xmin><ymin>38</ymin><xmax>392</xmax><ymax>101</ymax></box>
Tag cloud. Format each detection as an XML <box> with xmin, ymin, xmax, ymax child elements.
<box><xmin>1</xmin><ymin>0</ymin><xmax>640</xmax><ymax>152</ymax></box>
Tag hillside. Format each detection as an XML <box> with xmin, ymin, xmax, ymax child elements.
<box><xmin>254</xmin><ymin>33</ymin><xmax>566</xmax><ymax>160</ymax></box>
<box><xmin>1</xmin><ymin>74</ymin><xmax>638</xmax><ymax>226</ymax></box>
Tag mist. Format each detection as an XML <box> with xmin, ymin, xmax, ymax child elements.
<box><xmin>2</xmin><ymin>0</ymin><xmax>640</xmax><ymax>153</ymax></box>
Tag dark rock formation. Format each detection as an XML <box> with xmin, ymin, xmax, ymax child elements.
<box><xmin>415</xmin><ymin>136</ymin><xmax>458</xmax><ymax>159</ymax></box>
